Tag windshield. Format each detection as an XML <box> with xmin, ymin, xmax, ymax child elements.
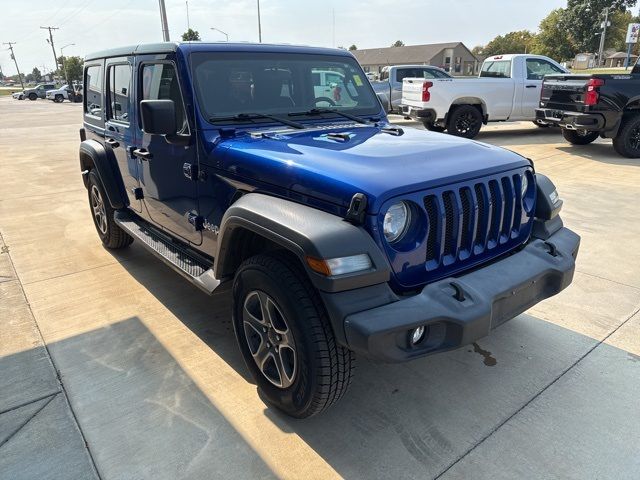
<box><xmin>191</xmin><ymin>52</ymin><xmax>381</xmax><ymax>123</ymax></box>
<box><xmin>480</xmin><ymin>60</ymin><xmax>512</xmax><ymax>78</ymax></box>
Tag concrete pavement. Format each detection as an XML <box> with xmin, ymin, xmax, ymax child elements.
<box><xmin>0</xmin><ymin>97</ymin><xmax>639</xmax><ymax>479</ymax></box>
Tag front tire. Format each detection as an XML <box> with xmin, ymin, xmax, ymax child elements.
<box><xmin>54</xmin><ymin>94</ymin><xmax>64</xmax><ymax>103</ymax></box>
<box><xmin>447</xmin><ymin>105</ymin><xmax>483</xmax><ymax>138</ymax></box>
<box><xmin>561</xmin><ymin>128</ymin><xmax>599</xmax><ymax>145</ymax></box>
<box><xmin>87</xmin><ymin>171</ymin><xmax>133</xmax><ymax>249</ymax></box>
<box><xmin>28</xmin><ymin>93</ymin><xmax>37</xmax><ymax>101</ymax></box>
<box><xmin>233</xmin><ymin>253</ymin><xmax>354</xmax><ymax>418</ymax></box>
<box><xmin>613</xmin><ymin>113</ymin><xmax>640</xmax><ymax>158</ymax></box>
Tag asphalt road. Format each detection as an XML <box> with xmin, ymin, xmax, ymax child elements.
<box><xmin>1</xmin><ymin>97</ymin><xmax>639</xmax><ymax>480</ymax></box>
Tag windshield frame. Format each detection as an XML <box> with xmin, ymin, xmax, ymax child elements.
<box><xmin>189</xmin><ymin>51</ymin><xmax>384</xmax><ymax>127</ymax></box>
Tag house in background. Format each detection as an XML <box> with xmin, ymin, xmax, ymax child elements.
<box><xmin>605</xmin><ymin>51</ymin><xmax>638</xmax><ymax>68</ymax></box>
<box><xmin>351</xmin><ymin>42</ymin><xmax>479</xmax><ymax>76</ymax></box>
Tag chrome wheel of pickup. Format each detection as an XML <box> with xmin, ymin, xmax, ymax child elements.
<box><xmin>90</xmin><ymin>185</ymin><xmax>108</xmax><ymax>235</ymax></box>
<box><xmin>243</xmin><ymin>290</ymin><xmax>297</xmax><ymax>389</ymax></box>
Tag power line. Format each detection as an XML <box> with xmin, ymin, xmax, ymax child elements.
<box><xmin>40</xmin><ymin>26</ymin><xmax>60</xmax><ymax>71</ymax></box>
<box><xmin>3</xmin><ymin>42</ymin><xmax>25</xmax><ymax>90</ymax></box>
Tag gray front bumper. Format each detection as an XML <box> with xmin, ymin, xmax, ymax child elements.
<box><xmin>342</xmin><ymin>227</ymin><xmax>580</xmax><ymax>362</ymax></box>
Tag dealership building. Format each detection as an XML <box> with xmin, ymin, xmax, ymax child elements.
<box><xmin>351</xmin><ymin>42</ymin><xmax>479</xmax><ymax>76</ymax></box>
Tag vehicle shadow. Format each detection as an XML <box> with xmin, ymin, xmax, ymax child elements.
<box><xmin>108</xmin><ymin>248</ymin><xmax>619</xmax><ymax>479</ymax></box>
<box><xmin>556</xmin><ymin>144</ymin><xmax>640</xmax><ymax>166</ymax></box>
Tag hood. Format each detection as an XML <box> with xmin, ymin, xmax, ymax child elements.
<box><xmin>214</xmin><ymin>124</ymin><xmax>529</xmax><ymax>214</ymax></box>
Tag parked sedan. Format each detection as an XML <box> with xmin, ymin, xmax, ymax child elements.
<box><xmin>12</xmin><ymin>91</ymin><xmax>24</xmax><ymax>100</ymax></box>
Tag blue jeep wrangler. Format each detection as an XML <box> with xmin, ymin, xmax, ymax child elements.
<box><xmin>79</xmin><ymin>42</ymin><xmax>579</xmax><ymax>418</ymax></box>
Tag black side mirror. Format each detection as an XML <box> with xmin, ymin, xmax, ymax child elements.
<box><xmin>140</xmin><ymin>99</ymin><xmax>176</xmax><ymax>136</ymax></box>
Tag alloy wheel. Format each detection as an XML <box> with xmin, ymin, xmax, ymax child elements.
<box><xmin>455</xmin><ymin>112</ymin><xmax>479</xmax><ymax>135</ymax></box>
<box><xmin>242</xmin><ymin>290</ymin><xmax>297</xmax><ymax>389</ymax></box>
<box><xmin>90</xmin><ymin>185</ymin><xmax>108</xmax><ymax>235</ymax></box>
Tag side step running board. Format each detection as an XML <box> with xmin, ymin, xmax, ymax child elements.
<box><xmin>114</xmin><ymin>211</ymin><xmax>221</xmax><ymax>294</ymax></box>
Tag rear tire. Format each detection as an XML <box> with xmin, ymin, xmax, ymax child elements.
<box><xmin>233</xmin><ymin>253</ymin><xmax>354</xmax><ymax>418</ymax></box>
<box><xmin>87</xmin><ymin>171</ymin><xmax>133</xmax><ymax>249</ymax></box>
<box><xmin>447</xmin><ymin>105</ymin><xmax>483</xmax><ymax>138</ymax></box>
<box><xmin>561</xmin><ymin>128</ymin><xmax>599</xmax><ymax>145</ymax></box>
<box><xmin>612</xmin><ymin>113</ymin><xmax>640</xmax><ymax>158</ymax></box>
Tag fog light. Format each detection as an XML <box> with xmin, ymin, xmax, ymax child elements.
<box><xmin>409</xmin><ymin>326</ymin><xmax>426</xmax><ymax>346</ymax></box>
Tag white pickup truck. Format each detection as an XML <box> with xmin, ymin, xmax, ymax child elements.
<box><xmin>400</xmin><ymin>54</ymin><xmax>568</xmax><ymax>138</ymax></box>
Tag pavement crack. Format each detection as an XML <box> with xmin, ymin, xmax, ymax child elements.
<box><xmin>0</xmin><ymin>393</ymin><xmax>57</xmax><ymax>449</ymax></box>
<box><xmin>434</xmin><ymin>305</ymin><xmax>640</xmax><ymax>479</ymax></box>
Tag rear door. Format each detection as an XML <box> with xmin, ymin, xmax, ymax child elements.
<box><xmin>520</xmin><ymin>58</ymin><xmax>565</xmax><ymax>118</ymax></box>
<box><xmin>105</xmin><ymin>57</ymin><xmax>141</xmax><ymax>212</ymax></box>
<box><xmin>134</xmin><ymin>57</ymin><xmax>201</xmax><ymax>245</ymax></box>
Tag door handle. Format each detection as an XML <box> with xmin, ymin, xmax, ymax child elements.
<box><xmin>105</xmin><ymin>137</ymin><xmax>120</xmax><ymax>148</ymax></box>
<box><xmin>525</xmin><ymin>85</ymin><xmax>538</xmax><ymax>89</ymax></box>
<box><xmin>132</xmin><ymin>148</ymin><xmax>153</xmax><ymax>161</ymax></box>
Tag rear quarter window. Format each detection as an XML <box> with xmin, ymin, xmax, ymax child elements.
<box><xmin>84</xmin><ymin>64</ymin><xmax>103</xmax><ymax>118</ymax></box>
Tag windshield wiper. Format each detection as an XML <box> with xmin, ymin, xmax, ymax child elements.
<box><xmin>288</xmin><ymin>108</ymin><xmax>370</xmax><ymax>125</ymax></box>
<box><xmin>209</xmin><ymin>112</ymin><xmax>305</xmax><ymax>129</ymax></box>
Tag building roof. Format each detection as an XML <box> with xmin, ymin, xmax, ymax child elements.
<box><xmin>352</xmin><ymin>42</ymin><xmax>475</xmax><ymax>66</ymax></box>
<box><xmin>607</xmin><ymin>51</ymin><xmax>638</xmax><ymax>59</ymax></box>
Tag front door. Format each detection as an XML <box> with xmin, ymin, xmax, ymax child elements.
<box><xmin>105</xmin><ymin>57</ymin><xmax>141</xmax><ymax>212</ymax></box>
<box><xmin>134</xmin><ymin>59</ymin><xmax>201</xmax><ymax>245</ymax></box>
<box><xmin>520</xmin><ymin>58</ymin><xmax>565</xmax><ymax>118</ymax></box>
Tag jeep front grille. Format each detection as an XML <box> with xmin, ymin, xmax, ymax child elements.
<box><xmin>423</xmin><ymin>174</ymin><xmax>525</xmax><ymax>269</ymax></box>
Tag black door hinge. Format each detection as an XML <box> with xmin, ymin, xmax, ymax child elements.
<box><xmin>183</xmin><ymin>163</ymin><xmax>198</xmax><ymax>181</ymax></box>
<box><xmin>188</xmin><ymin>213</ymin><xmax>204</xmax><ymax>231</ymax></box>
<box><xmin>131</xmin><ymin>187</ymin><xmax>143</xmax><ymax>200</ymax></box>
<box><xmin>345</xmin><ymin>193</ymin><xmax>367</xmax><ymax>225</ymax></box>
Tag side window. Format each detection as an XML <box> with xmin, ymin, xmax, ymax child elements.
<box><xmin>84</xmin><ymin>65</ymin><xmax>103</xmax><ymax>118</ymax></box>
<box><xmin>526</xmin><ymin>59</ymin><xmax>564</xmax><ymax>80</ymax></box>
<box><xmin>140</xmin><ymin>63</ymin><xmax>188</xmax><ymax>134</ymax></box>
<box><xmin>107</xmin><ymin>64</ymin><xmax>131</xmax><ymax>123</ymax></box>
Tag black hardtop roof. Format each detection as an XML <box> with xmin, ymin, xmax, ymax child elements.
<box><xmin>84</xmin><ymin>41</ymin><xmax>352</xmax><ymax>61</ymax></box>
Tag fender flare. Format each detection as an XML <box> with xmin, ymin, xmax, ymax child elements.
<box><xmin>214</xmin><ymin>193</ymin><xmax>391</xmax><ymax>293</ymax></box>
<box><xmin>79</xmin><ymin>139</ymin><xmax>128</xmax><ymax>209</ymax></box>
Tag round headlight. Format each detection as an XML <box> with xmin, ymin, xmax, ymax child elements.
<box><xmin>383</xmin><ymin>202</ymin><xmax>410</xmax><ymax>243</ymax></box>
<box><xmin>521</xmin><ymin>174</ymin><xmax>528</xmax><ymax>199</ymax></box>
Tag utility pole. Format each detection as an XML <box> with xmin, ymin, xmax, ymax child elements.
<box><xmin>158</xmin><ymin>0</ymin><xmax>170</xmax><ymax>41</ymax></box>
<box><xmin>257</xmin><ymin>0</ymin><xmax>262</xmax><ymax>42</ymax></box>
<box><xmin>597</xmin><ymin>7</ymin><xmax>610</xmax><ymax>67</ymax></box>
<box><xmin>40</xmin><ymin>26</ymin><xmax>60</xmax><ymax>72</ymax></box>
<box><xmin>186</xmin><ymin>1</ymin><xmax>190</xmax><ymax>30</ymax></box>
<box><xmin>3</xmin><ymin>42</ymin><xmax>24</xmax><ymax>90</ymax></box>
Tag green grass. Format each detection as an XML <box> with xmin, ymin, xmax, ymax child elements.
<box><xmin>0</xmin><ymin>88</ymin><xmax>20</xmax><ymax>96</ymax></box>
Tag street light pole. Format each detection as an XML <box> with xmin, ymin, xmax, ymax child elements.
<box><xmin>257</xmin><ymin>0</ymin><xmax>262</xmax><ymax>42</ymax></box>
<box><xmin>158</xmin><ymin>0</ymin><xmax>170</xmax><ymax>41</ymax></box>
<box><xmin>60</xmin><ymin>43</ymin><xmax>75</xmax><ymax>86</ymax></box>
<box><xmin>597</xmin><ymin>7</ymin><xmax>610</xmax><ymax>67</ymax></box>
<box><xmin>210</xmin><ymin>28</ymin><xmax>229</xmax><ymax>41</ymax></box>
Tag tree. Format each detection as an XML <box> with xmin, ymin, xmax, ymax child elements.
<box><xmin>482</xmin><ymin>30</ymin><xmax>536</xmax><ymax>56</ymax></box>
<box><xmin>531</xmin><ymin>9</ymin><xmax>576</xmax><ymax>61</ymax></box>
<box><xmin>181</xmin><ymin>28</ymin><xmax>201</xmax><ymax>41</ymax></box>
<box><xmin>348</xmin><ymin>44</ymin><xmax>357</xmax><ymax>51</ymax></box>
<box><xmin>471</xmin><ymin>45</ymin><xmax>485</xmax><ymax>56</ymax></box>
<box><xmin>607</xmin><ymin>9</ymin><xmax>640</xmax><ymax>51</ymax></box>
<box><xmin>390</xmin><ymin>40</ymin><xmax>405</xmax><ymax>47</ymax></box>
<box><xmin>563</xmin><ymin>0</ymin><xmax>637</xmax><ymax>53</ymax></box>
<box><xmin>31</xmin><ymin>67</ymin><xmax>42</xmax><ymax>82</ymax></box>
<box><xmin>58</xmin><ymin>56</ymin><xmax>84</xmax><ymax>83</ymax></box>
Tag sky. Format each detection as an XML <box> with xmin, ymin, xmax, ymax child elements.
<box><xmin>0</xmin><ymin>0</ymin><xmax>567</xmax><ymax>76</ymax></box>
